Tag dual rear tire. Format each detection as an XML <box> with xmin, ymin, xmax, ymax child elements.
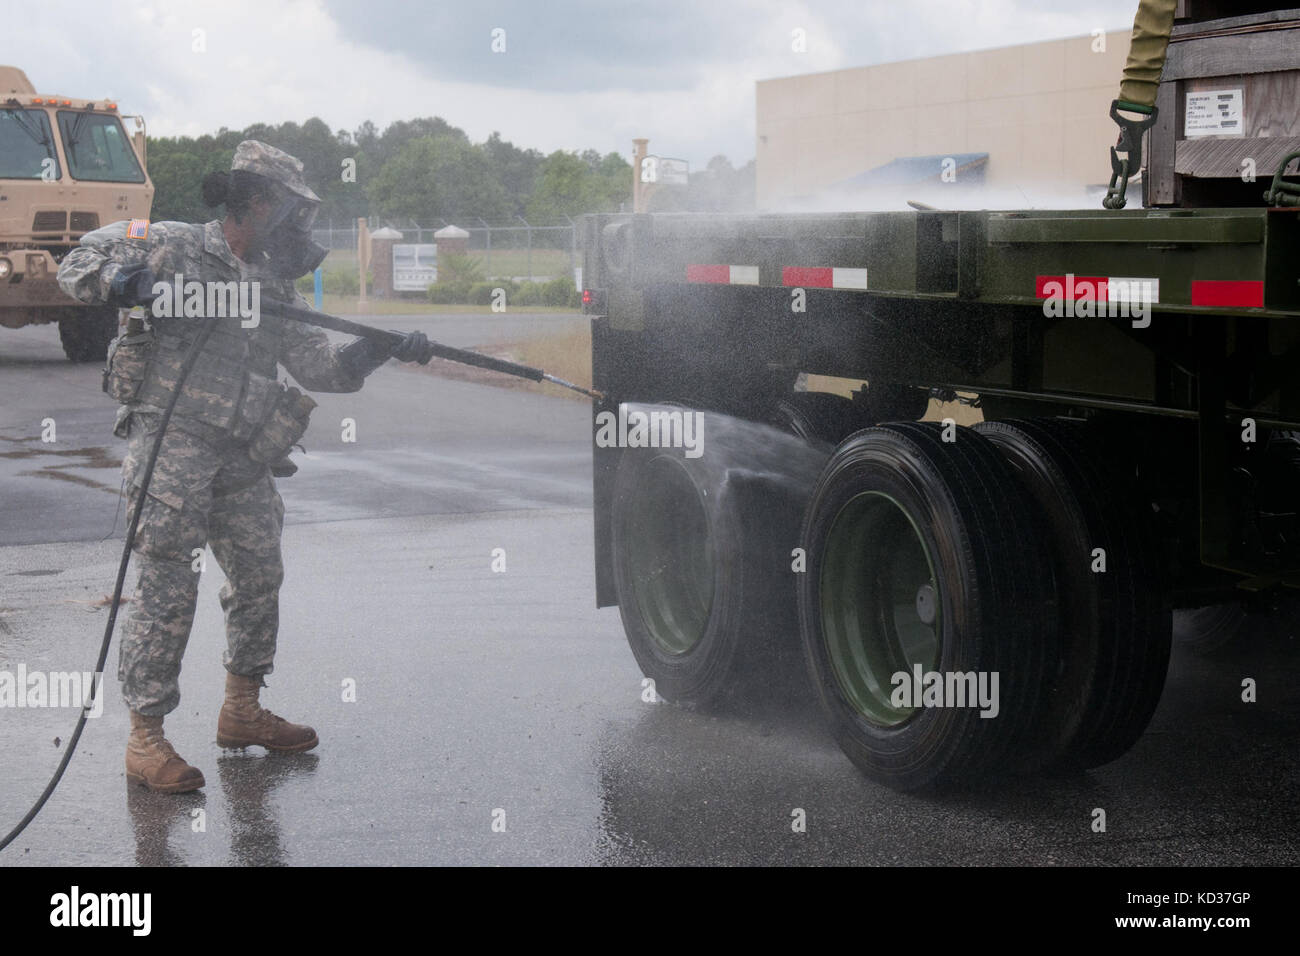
<box><xmin>610</xmin><ymin>411</ymin><xmax>1172</xmax><ymax>789</ymax></box>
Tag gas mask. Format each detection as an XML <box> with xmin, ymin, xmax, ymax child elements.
<box><xmin>254</xmin><ymin>189</ymin><xmax>327</xmax><ymax>280</ymax></box>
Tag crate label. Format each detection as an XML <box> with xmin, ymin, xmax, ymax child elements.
<box><xmin>1185</xmin><ymin>89</ymin><xmax>1243</xmax><ymax>138</ymax></box>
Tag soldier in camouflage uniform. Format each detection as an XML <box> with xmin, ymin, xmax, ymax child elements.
<box><xmin>57</xmin><ymin>141</ymin><xmax>426</xmax><ymax>793</ymax></box>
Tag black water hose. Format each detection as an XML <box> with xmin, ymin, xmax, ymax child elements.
<box><xmin>0</xmin><ymin>320</ymin><xmax>216</xmax><ymax>853</ymax></box>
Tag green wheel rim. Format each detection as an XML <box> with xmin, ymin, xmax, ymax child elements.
<box><xmin>625</xmin><ymin>456</ymin><xmax>714</xmax><ymax>655</ymax></box>
<box><xmin>819</xmin><ymin>491</ymin><xmax>941</xmax><ymax>726</ymax></box>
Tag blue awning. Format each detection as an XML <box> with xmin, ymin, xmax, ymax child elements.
<box><xmin>836</xmin><ymin>152</ymin><xmax>989</xmax><ymax>188</ymax></box>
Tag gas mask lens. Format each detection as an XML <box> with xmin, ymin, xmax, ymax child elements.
<box><xmin>267</xmin><ymin>192</ymin><xmax>319</xmax><ymax>234</ymax></box>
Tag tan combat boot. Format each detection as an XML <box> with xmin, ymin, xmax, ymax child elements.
<box><xmin>217</xmin><ymin>672</ymin><xmax>318</xmax><ymax>752</ymax></box>
<box><xmin>125</xmin><ymin>712</ymin><xmax>206</xmax><ymax>793</ymax></box>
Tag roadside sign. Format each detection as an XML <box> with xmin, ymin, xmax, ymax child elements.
<box><xmin>393</xmin><ymin>243</ymin><xmax>437</xmax><ymax>291</ymax></box>
<box><xmin>640</xmin><ymin>155</ymin><xmax>689</xmax><ymax>185</ymax></box>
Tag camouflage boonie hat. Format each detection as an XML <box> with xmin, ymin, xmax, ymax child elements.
<box><xmin>231</xmin><ymin>140</ymin><xmax>320</xmax><ymax>202</ymax></box>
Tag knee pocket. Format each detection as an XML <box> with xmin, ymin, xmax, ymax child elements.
<box><xmin>130</xmin><ymin>490</ymin><xmax>208</xmax><ymax>564</ymax></box>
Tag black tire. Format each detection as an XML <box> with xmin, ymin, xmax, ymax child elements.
<box><xmin>977</xmin><ymin>419</ymin><xmax>1171</xmax><ymax>769</ymax></box>
<box><xmin>610</xmin><ymin>411</ymin><xmax>822</xmax><ymax>708</ymax></box>
<box><xmin>797</xmin><ymin>421</ymin><xmax>1056</xmax><ymax>790</ymax></box>
<box><xmin>1173</xmin><ymin>604</ymin><xmax>1247</xmax><ymax>656</ymax></box>
<box><xmin>59</xmin><ymin>307</ymin><xmax>118</xmax><ymax>362</ymax></box>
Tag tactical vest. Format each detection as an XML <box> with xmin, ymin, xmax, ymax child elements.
<box><xmin>132</xmin><ymin>315</ymin><xmax>282</xmax><ymax>441</ymax></box>
<box><xmin>103</xmin><ymin>222</ymin><xmax>290</xmax><ymax>443</ymax></box>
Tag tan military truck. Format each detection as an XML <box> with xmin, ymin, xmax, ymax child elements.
<box><xmin>1</xmin><ymin>65</ymin><xmax>153</xmax><ymax>361</ymax></box>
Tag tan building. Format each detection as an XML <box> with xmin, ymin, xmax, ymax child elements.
<box><xmin>756</xmin><ymin>29</ymin><xmax>1135</xmax><ymax>209</ymax></box>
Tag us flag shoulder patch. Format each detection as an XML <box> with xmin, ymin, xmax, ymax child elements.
<box><xmin>126</xmin><ymin>218</ymin><xmax>149</xmax><ymax>240</ymax></box>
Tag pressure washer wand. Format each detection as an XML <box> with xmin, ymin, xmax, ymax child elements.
<box><xmin>260</xmin><ymin>298</ymin><xmax>604</xmax><ymax>401</ymax></box>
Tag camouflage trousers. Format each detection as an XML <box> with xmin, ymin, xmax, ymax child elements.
<box><xmin>118</xmin><ymin>410</ymin><xmax>285</xmax><ymax>716</ymax></box>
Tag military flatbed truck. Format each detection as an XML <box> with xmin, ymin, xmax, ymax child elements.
<box><xmin>581</xmin><ymin>3</ymin><xmax>1300</xmax><ymax>789</ymax></box>
<box><xmin>0</xmin><ymin>65</ymin><xmax>152</xmax><ymax>361</ymax></box>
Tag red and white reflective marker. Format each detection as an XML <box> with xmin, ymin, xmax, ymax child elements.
<box><xmin>685</xmin><ymin>264</ymin><xmax>759</xmax><ymax>285</ymax></box>
<box><xmin>1035</xmin><ymin>275</ymin><xmax>1160</xmax><ymax>303</ymax></box>
<box><xmin>1036</xmin><ymin>274</ymin><xmax>1265</xmax><ymax>308</ymax></box>
<box><xmin>684</xmin><ymin>265</ymin><xmax>870</xmax><ymax>290</ymax></box>
<box><xmin>781</xmin><ymin>267</ymin><xmax>869</xmax><ymax>290</ymax></box>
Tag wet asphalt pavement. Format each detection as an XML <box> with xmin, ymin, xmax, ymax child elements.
<box><xmin>1</xmin><ymin>315</ymin><xmax>1298</xmax><ymax>866</ymax></box>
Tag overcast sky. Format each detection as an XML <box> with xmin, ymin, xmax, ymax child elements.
<box><xmin>5</xmin><ymin>0</ymin><xmax>1139</xmax><ymax>167</ymax></box>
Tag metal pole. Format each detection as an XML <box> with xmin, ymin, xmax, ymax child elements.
<box><xmin>519</xmin><ymin>216</ymin><xmax>531</xmax><ymax>282</ymax></box>
<box><xmin>565</xmin><ymin>215</ymin><xmax>576</xmax><ymax>279</ymax></box>
<box><xmin>632</xmin><ymin>138</ymin><xmax>649</xmax><ymax>213</ymax></box>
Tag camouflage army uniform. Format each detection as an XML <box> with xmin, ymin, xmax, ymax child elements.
<box><xmin>57</xmin><ymin>217</ymin><xmax>366</xmax><ymax>716</ymax></box>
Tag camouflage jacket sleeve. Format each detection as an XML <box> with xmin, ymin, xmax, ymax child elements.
<box><xmin>56</xmin><ymin>219</ymin><xmax>185</xmax><ymax>305</ymax></box>
<box><xmin>1118</xmin><ymin>0</ymin><xmax>1177</xmax><ymax>110</ymax></box>
<box><xmin>271</xmin><ymin>288</ymin><xmax>369</xmax><ymax>394</ymax></box>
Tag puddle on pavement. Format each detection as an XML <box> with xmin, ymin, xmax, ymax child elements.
<box><xmin>1</xmin><ymin>444</ymin><xmax>123</xmax><ymax>494</ymax></box>
<box><xmin>0</xmin><ymin>445</ymin><xmax>120</xmax><ymax>467</ymax></box>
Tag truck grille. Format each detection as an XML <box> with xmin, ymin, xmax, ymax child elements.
<box><xmin>32</xmin><ymin>211</ymin><xmax>67</xmax><ymax>234</ymax></box>
<box><xmin>70</xmin><ymin>212</ymin><xmax>99</xmax><ymax>233</ymax></box>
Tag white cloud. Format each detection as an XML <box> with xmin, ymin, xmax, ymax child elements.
<box><xmin>3</xmin><ymin>0</ymin><xmax>1137</xmax><ymax>167</ymax></box>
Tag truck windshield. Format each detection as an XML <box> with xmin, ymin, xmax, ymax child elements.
<box><xmin>0</xmin><ymin>108</ymin><xmax>60</xmax><ymax>179</ymax></box>
<box><xmin>55</xmin><ymin>111</ymin><xmax>145</xmax><ymax>183</ymax></box>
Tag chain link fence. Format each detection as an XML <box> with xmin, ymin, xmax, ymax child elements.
<box><xmin>312</xmin><ymin>218</ymin><xmax>578</xmax><ymax>283</ymax></box>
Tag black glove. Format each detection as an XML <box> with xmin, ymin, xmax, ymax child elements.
<box><xmin>108</xmin><ymin>263</ymin><xmax>157</xmax><ymax>307</ymax></box>
<box><xmin>388</xmin><ymin>330</ymin><xmax>431</xmax><ymax>364</ymax></box>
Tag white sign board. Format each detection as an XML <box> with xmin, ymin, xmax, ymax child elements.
<box><xmin>640</xmin><ymin>155</ymin><xmax>690</xmax><ymax>185</ymax></box>
<box><xmin>393</xmin><ymin>243</ymin><xmax>437</xmax><ymax>291</ymax></box>
<box><xmin>1185</xmin><ymin>89</ymin><xmax>1244</xmax><ymax>138</ymax></box>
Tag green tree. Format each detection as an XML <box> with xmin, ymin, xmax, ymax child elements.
<box><xmin>482</xmin><ymin>131</ymin><xmax>543</xmax><ymax>218</ymax></box>
<box><xmin>525</xmin><ymin>149</ymin><xmax>631</xmax><ymax>222</ymax></box>
<box><xmin>145</xmin><ymin>129</ymin><xmax>241</xmax><ymax>222</ymax></box>
<box><xmin>145</xmin><ymin>111</ymin><xmax>635</xmax><ymax>229</ymax></box>
<box><xmin>365</xmin><ymin>134</ymin><xmax>510</xmax><ymax>223</ymax></box>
